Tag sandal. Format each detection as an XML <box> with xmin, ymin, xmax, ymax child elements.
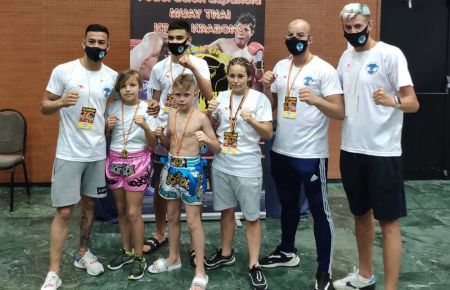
<box><xmin>148</xmin><ymin>257</ymin><xmax>182</xmax><ymax>274</ymax></box>
<box><xmin>189</xmin><ymin>250</ymin><xmax>196</xmax><ymax>267</ymax></box>
<box><xmin>190</xmin><ymin>250</ymin><xmax>207</xmax><ymax>268</ymax></box>
<box><xmin>143</xmin><ymin>237</ymin><xmax>168</xmax><ymax>255</ymax></box>
<box><xmin>189</xmin><ymin>274</ymin><xmax>209</xmax><ymax>290</ymax></box>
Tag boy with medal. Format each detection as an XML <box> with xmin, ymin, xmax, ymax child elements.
<box><xmin>148</xmin><ymin>74</ymin><xmax>219</xmax><ymax>290</ymax></box>
<box><xmin>143</xmin><ymin>20</ymin><xmax>212</xmax><ymax>261</ymax></box>
<box><xmin>259</xmin><ymin>19</ymin><xmax>344</xmax><ymax>290</ymax></box>
<box><xmin>40</xmin><ymin>24</ymin><xmax>117</xmax><ymax>290</ymax></box>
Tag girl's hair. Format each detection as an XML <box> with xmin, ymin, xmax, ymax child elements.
<box><xmin>227</xmin><ymin>57</ymin><xmax>254</xmax><ymax>86</ymax></box>
<box><xmin>114</xmin><ymin>69</ymin><xmax>143</xmax><ymax>93</ymax></box>
<box><xmin>172</xmin><ymin>73</ymin><xmax>197</xmax><ymax>92</ymax></box>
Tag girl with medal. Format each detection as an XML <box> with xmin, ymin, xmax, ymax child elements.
<box><xmin>104</xmin><ymin>70</ymin><xmax>157</xmax><ymax>280</ymax></box>
<box><xmin>205</xmin><ymin>57</ymin><xmax>273</xmax><ymax>290</ymax></box>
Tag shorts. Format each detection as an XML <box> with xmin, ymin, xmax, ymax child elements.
<box><xmin>159</xmin><ymin>155</ymin><xmax>207</xmax><ymax>205</ymax></box>
<box><xmin>151</xmin><ymin>153</ymin><xmax>165</xmax><ymax>188</ymax></box>
<box><xmin>340</xmin><ymin>150</ymin><xmax>406</xmax><ymax>220</ymax></box>
<box><xmin>50</xmin><ymin>158</ymin><xmax>107</xmax><ymax>208</ymax></box>
<box><xmin>211</xmin><ymin>167</ymin><xmax>262</xmax><ymax>221</ymax></box>
<box><xmin>106</xmin><ymin>149</ymin><xmax>152</xmax><ymax>192</ymax></box>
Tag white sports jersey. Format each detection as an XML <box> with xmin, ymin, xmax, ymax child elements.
<box><xmin>337</xmin><ymin>41</ymin><xmax>413</xmax><ymax>156</ymax></box>
<box><xmin>46</xmin><ymin>59</ymin><xmax>117</xmax><ymax>161</ymax></box>
<box><xmin>271</xmin><ymin>56</ymin><xmax>343</xmax><ymax>158</ymax></box>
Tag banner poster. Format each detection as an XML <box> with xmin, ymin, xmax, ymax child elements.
<box><xmin>130</xmin><ymin>0</ymin><xmax>266</xmax><ymax>216</ymax></box>
<box><xmin>130</xmin><ymin>0</ymin><xmax>266</xmax><ymax>105</ymax></box>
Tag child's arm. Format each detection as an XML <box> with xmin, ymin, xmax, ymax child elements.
<box><xmin>194</xmin><ymin>113</ymin><xmax>221</xmax><ymax>154</ymax></box>
<box><xmin>155</xmin><ymin>112</ymin><xmax>172</xmax><ymax>149</ymax></box>
<box><xmin>134</xmin><ymin>115</ymin><xmax>158</xmax><ymax>149</ymax></box>
<box><xmin>105</xmin><ymin>115</ymin><xmax>118</xmax><ymax>139</ymax></box>
<box><xmin>240</xmin><ymin>108</ymin><xmax>273</xmax><ymax>140</ymax></box>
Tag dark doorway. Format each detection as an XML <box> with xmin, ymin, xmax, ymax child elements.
<box><xmin>380</xmin><ymin>0</ymin><xmax>450</xmax><ymax>179</ymax></box>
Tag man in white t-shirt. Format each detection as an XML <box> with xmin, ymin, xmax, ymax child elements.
<box><xmin>333</xmin><ymin>4</ymin><xmax>419</xmax><ymax>290</ymax></box>
<box><xmin>143</xmin><ymin>20</ymin><xmax>212</xmax><ymax>263</ymax></box>
<box><xmin>39</xmin><ymin>24</ymin><xmax>118</xmax><ymax>290</ymax></box>
<box><xmin>258</xmin><ymin>19</ymin><xmax>344</xmax><ymax>290</ymax></box>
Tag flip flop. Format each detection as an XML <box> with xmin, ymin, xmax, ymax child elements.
<box><xmin>189</xmin><ymin>250</ymin><xmax>196</xmax><ymax>268</ymax></box>
<box><xmin>143</xmin><ymin>237</ymin><xmax>168</xmax><ymax>255</ymax></box>
<box><xmin>148</xmin><ymin>257</ymin><xmax>182</xmax><ymax>274</ymax></box>
<box><xmin>190</xmin><ymin>250</ymin><xmax>207</xmax><ymax>268</ymax></box>
<box><xmin>188</xmin><ymin>274</ymin><xmax>209</xmax><ymax>290</ymax></box>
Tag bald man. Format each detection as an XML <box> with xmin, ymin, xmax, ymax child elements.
<box><xmin>259</xmin><ymin>19</ymin><xmax>344</xmax><ymax>290</ymax></box>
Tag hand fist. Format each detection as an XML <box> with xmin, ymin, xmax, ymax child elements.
<box><xmin>373</xmin><ymin>88</ymin><xmax>396</xmax><ymax>107</ymax></box>
<box><xmin>194</xmin><ymin>131</ymin><xmax>209</xmax><ymax>143</ymax></box>
<box><xmin>133</xmin><ymin>115</ymin><xmax>148</xmax><ymax>129</ymax></box>
<box><xmin>298</xmin><ymin>87</ymin><xmax>318</xmax><ymax>105</ymax></box>
<box><xmin>207</xmin><ymin>99</ymin><xmax>220</xmax><ymax>112</ymax></box>
<box><xmin>240</xmin><ymin>108</ymin><xmax>253</xmax><ymax>123</ymax></box>
<box><xmin>147</xmin><ymin>99</ymin><xmax>160</xmax><ymax>116</ymax></box>
<box><xmin>107</xmin><ymin>116</ymin><xmax>119</xmax><ymax>131</ymax></box>
<box><xmin>61</xmin><ymin>88</ymin><xmax>80</xmax><ymax>108</ymax></box>
<box><xmin>155</xmin><ymin>126</ymin><xmax>164</xmax><ymax>137</ymax></box>
<box><xmin>179</xmin><ymin>54</ymin><xmax>193</xmax><ymax>69</ymax></box>
<box><xmin>262</xmin><ymin>71</ymin><xmax>276</xmax><ymax>89</ymax></box>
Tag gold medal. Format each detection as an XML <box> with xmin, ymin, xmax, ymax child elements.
<box><xmin>120</xmin><ymin>149</ymin><xmax>128</xmax><ymax>158</ymax></box>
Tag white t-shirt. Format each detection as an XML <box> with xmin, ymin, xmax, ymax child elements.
<box><xmin>148</xmin><ymin>55</ymin><xmax>210</xmax><ymax>128</ymax></box>
<box><xmin>107</xmin><ymin>100</ymin><xmax>157</xmax><ymax>153</ymax></box>
<box><xmin>212</xmin><ymin>89</ymin><xmax>272</xmax><ymax>177</ymax></box>
<box><xmin>337</xmin><ymin>41</ymin><xmax>413</xmax><ymax>156</ymax></box>
<box><xmin>271</xmin><ymin>56</ymin><xmax>343</xmax><ymax>158</ymax></box>
<box><xmin>46</xmin><ymin>59</ymin><xmax>117</xmax><ymax>161</ymax></box>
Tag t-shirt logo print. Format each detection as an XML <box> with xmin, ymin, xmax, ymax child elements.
<box><xmin>103</xmin><ymin>87</ymin><xmax>112</xmax><ymax>98</ymax></box>
<box><xmin>303</xmin><ymin>76</ymin><xmax>315</xmax><ymax>87</ymax></box>
<box><xmin>366</xmin><ymin>63</ymin><xmax>379</xmax><ymax>75</ymax></box>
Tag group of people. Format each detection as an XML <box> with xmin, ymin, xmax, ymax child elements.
<box><xmin>39</xmin><ymin>3</ymin><xmax>419</xmax><ymax>290</ymax></box>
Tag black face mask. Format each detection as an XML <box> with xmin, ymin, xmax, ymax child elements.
<box><xmin>85</xmin><ymin>46</ymin><xmax>107</xmax><ymax>62</ymax></box>
<box><xmin>285</xmin><ymin>37</ymin><xmax>308</xmax><ymax>56</ymax></box>
<box><xmin>168</xmin><ymin>39</ymin><xmax>189</xmax><ymax>56</ymax></box>
<box><xmin>344</xmin><ymin>25</ymin><xmax>369</xmax><ymax>47</ymax></box>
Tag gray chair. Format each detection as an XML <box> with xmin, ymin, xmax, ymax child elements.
<box><xmin>0</xmin><ymin>109</ymin><xmax>30</xmax><ymax>211</ymax></box>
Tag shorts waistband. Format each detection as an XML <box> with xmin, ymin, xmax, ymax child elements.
<box><xmin>109</xmin><ymin>148</ymin><xmax>150</xmax><ymax>158</ymax></box>
<box><xmin>167</xmin><ymin>154</ymin><xmax>201</xmax><ymax>168</ymax></box>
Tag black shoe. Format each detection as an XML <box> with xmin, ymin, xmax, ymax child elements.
<box><xmin>107</xmin><ymin>248</ymin><xmax>135</xmax><ymax>270</ymax></box>
<box><xmin>128</xmin><ymin>256</ymin><xmax>147</xmax><ymax>280</ymax></box>
<box><xmin>315</xmin><ymin>271</ymin><xmax>334</xmax><ymax>290</ymax></box>
<box><xmin>259</xmin><ymin>245</ymin><xmax>300</xmax><ymax>268</ymax></box>
<box><xmin>248</xmin><ymin>264</ymin><xmax>268</xmax><ymax>290</ymax></box>
<box><xmin>204</xmin><ymin>248</ymin><xmax>235</xmax><ymax>270</ymax></box>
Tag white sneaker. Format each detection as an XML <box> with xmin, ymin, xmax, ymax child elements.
<box><xmin>73</xmin><ymin>250</ymin><xmax>105</xmax><ymax>276</ymax></box>
<box><xmin>40</xmin><ymin>271</ymin><xmax>62</xmax><ymax>290</ymax></box>
<box><xmin>333</xmin><ymin>266</ymin><xmax>376</xmax><ymax>290</ymax></box>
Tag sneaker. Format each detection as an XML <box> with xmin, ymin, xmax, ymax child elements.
<box><xmin>128</xmin><ymin>256</ymin><xmax>147</xmax><ymax>280</ymax></box>
<box><xmin>204</xmin><ymin>248</ymin><xmax>236</xmax><ymax>270</ymax></box>
<box><xmin>40</xmin><ymin>271</ymin><xmax>62</xmax><ymax>290</ymax></box>
<box><xmin>107</xmin><ymin>248</ymin><xmax>135</xmax><ymax>270</ymax></box>
<box><xmin>259</xmin><ymin>246</ymin><xmax>300</xmax><ymax>268</ymax></box>
<box><xmin>315</xmin><ymin>271</ymin><xmax>334</xmax><ymax>290</ymax></box>
<box><xmin>248</xmin><ymin>264</ymin><xmax>268</xmax><ymax>290</ymax></box>
<box><xmin>74</xmin><ymin>250</ymin><xmax>105</xmax><ymax>276</ymax></box>
<box><xmin>333</xmin><ymin>267</ymin><xmax>376</xmax><ymax>290</ymax></box>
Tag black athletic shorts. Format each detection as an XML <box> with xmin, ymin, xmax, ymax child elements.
<box><xmin>150</xmin><ymin>154</ymin><xmax>165</xmax><ymax>188</ymax></box>
<box><xmin>340</xmin><ymin>150</ymin><xmax>406</xmax><ymax>220</ymax></box>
